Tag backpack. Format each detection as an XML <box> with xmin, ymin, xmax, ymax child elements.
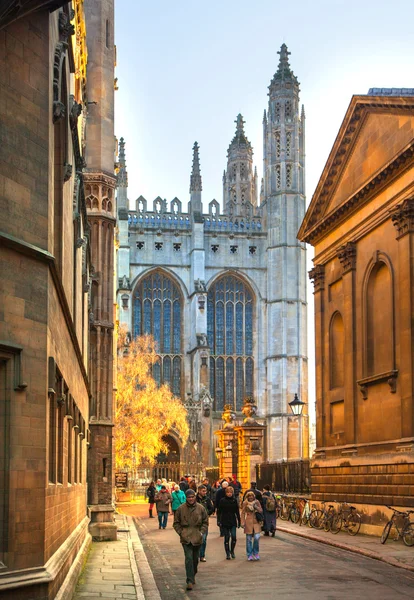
<box><xmin>265</xmin><ymin>494</ymin><xmax>276</xmax><ymax>512</ymax></box>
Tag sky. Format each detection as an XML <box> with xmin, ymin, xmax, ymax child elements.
<box><xmin>114</xmin><ymin>0</ymin><xmax>414</xmax><ymax>427</ymax></box>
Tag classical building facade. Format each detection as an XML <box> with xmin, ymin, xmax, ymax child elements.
<box><xmin>299</xmin><ymin>91</ymin><xmax>414</xmax><ymax>522</ymax></box>
<box><xmin>0</xmin><ymin>1</ymin><xmax>116</xmax><ymax>598</ymax></box>
<box><xmin>117</xmin><ymin>45</ymin><xmax>309</xmax><ymax>474</ymax></box>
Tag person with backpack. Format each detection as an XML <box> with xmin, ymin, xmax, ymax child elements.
<box><xmin>262</xmin><ymin>484</ymin><xmax>277</xmax><ymax>537</ymax></box>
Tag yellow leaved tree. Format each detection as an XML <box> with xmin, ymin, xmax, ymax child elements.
<box><xmin>115</xmin><ymin>328</ymin><xmax>188</xmax><ymax>470</ymax></box>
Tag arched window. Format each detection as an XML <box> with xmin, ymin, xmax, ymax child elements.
<box><xmin>208</xmin><ymin>275</ymin><xmax>254</xmax><ymax>412</ymax></box>
<box><xmin>366</xmin><ymin>262</ymin><xmax>393</xmax><ymax>375</ymax></box>
<box><xmin>330</xmin><ymin>312</ymin><xmax>344</xmax><ymax>389</ymax></box>
<box><xmin>133</xmin><ymin>272</ymin><xmax>183</xmax><ymax>396</ymax></box>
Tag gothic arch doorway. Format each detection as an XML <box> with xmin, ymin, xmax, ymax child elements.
<box><xmin>153</xmin><ymin>434</ymin><xmax>181</xmax><ymax>482</ymax></box>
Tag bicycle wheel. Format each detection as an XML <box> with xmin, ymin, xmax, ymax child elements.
<box><xmin>346</xmin><ymin>513</ymin><xmax>361</xmax><ymax>536</ymax></box>
<box><xmin>323</xmin><ymin>514</ymin><xmax>332</xmax><ymax>532</ymax></box>
<box><xmin>330</xmin><ymin>514</ymin><xmax>343</xmax><ymax>534</ymax></box>
<box><xmin>309</xmin><ymin>509</ymin><xmax>323</xmax><ymax>529</ymax></box>
<box><xmin>291</xmin><ymin>507</ymin><xmax>300</xmax><ymax>524</ymax></box>
<box><xmin>402</xmin><ymin>524</ymin><xmax>414</xmax><ymax>547</ymax></box>
<box><xmin>380</xmin><ymin>520</ymin><xmax>392</xmax><ymax>544</ymax></box>
<box><xmin>300</xmin><ymin>510</ymin><xmax>309</xmax><ymax>526</ymax></box>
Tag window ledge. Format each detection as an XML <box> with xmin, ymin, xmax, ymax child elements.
<box><xmin>357</xmin><ymin>369</ymin><xmax>398</xmax><ymax>400</ymax></box>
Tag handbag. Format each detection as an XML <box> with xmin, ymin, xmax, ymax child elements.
<box><xmin>255</xmin><ymin>510</ymin><xmax>264</xmax><ymax>523</ymax></box>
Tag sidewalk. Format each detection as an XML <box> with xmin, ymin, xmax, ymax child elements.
<box><xmin>72</xmin><ymin>512</ymin><xmax>161</xmax><ymax>600</ymax></box>
<box><xmin>277</xmin><ymin>518</ymin><xmax>414</xmax><ymax>572</ymax></box>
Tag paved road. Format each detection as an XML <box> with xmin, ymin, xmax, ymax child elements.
<box><xmin>121</xmin><ymin>504</ymin><xmax>414</xmax><ymax>600</ymax></box>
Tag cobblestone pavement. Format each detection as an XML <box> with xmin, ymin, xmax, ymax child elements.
<box><xmin>121</xmin><ymin>503</ymin><xmax>414</xmax><ymax>600</ymax></box>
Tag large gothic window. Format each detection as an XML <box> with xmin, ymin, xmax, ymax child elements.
<box><xmin>133</xmin><ymin>271</ymin><xmax>182</xmax><ymax>397</ymax></box>
<box><xmin>208</xmin><ymin>275</ymin><xmax>254</xmax><ymax>412</ymax></box>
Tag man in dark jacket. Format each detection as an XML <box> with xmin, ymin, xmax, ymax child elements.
<box><xmin>179</xmin><ymin>476</ymin><xmax>189</xmax><ymax>492</ymax></box>
<box><xmin>242</xmin><ymin>482</ymin><xmax>263</xmax><ymax>506</ymax></box>
<box><xmin>213</xmin><ymin>480</ymin><xmax>229</xmax><ymax>536</ymax></box>
<box><xmin>229</xmin><ymin>474</ymin><xmax>242</xmax><ymax>504</ymax></box>
<box><xmin>173</xmin><ymin>489</ymin><xmax>208</xmax><ymax>591</ymax></box>
<box><xmin>196</xmin><ymin>485</ymin><xmax>214</xmax><ymax>562</ymax></box>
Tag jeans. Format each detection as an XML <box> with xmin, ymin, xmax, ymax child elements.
<box><xmin>158</xmin><ymin>511</ymin><xmax>168</xmax><ymax>529</ymax></box>
<box><xmin>199</xmin><ymin>531</ymin><xmax>208</xmax><ymax>558</ymax></box>
<box><xmin>182</xmin><ymin>543</ymin><xmax>200</xmax><ymax>584</ymax></box>
<box><xmin>246</xmin><ymin>532</ymin><xmax>260</xmax><ymax>557</ymax></box>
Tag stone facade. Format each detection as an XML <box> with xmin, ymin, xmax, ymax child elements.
<box><xmin>117</xmin><ymin>45</ymin><xmax>309</xmax><ymax>473</ymax></box>
<box><xmin>299</xmin><ymin>92</ymin><xmax>414</xmax><ymax>520</ymax></box>
<box><xmin>0</xmin><ymin>1</ymin><xmax>115</xmax><ymax>598</ymax></box>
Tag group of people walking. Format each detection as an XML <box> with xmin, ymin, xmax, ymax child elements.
<box><xmin>145</xmin><ymin>476</ymin><xmax>278</xmax><ymax>590</ymax></box>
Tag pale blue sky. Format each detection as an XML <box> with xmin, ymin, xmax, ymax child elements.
<box><xmin>114</xmin><ymin>0</ymin><xmax>414</xmax><ymax>426</ymax></box>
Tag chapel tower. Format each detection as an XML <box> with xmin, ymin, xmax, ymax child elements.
<box><xmin>84</xmin><ymin>0</ymin><xmax>117</xmax><ymax>540</ymax></box>
<box><xmin>263</xmin><ymin>44</ymin><xmax>308</xmax><ymax>459</ymax></box>
<box><xmin>223</xmin><ymin>114</ymin><xmax>258</xmax><ymax>217</ymax></box>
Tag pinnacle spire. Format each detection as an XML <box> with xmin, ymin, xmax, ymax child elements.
<box><xmin>117</xmin><ymin>137</ymin><xmax>128</xmax><ymax>188</ymax></box>
<box><xmin>190</xmin><ymin>141</ymin><xmax>202</xmax><ymax>193</ymax></box>
<box><xmin>228</xmin><ymin>114</ymin><xmax>252</xmax><ymax>153</ymax></box>
<box><xmin>269</xmin><ymin>43</ymin><xmax>299</xmax><ymax>88</ymax></box>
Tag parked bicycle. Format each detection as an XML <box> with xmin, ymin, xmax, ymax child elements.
<box><xmin>380</xmin><ymin>506</ymin><xmax>414</xmax><ymax>546</ymax></box>
<box><xmin>330</xmin><ymin>502</ymin><xmax>361</xmax><ymax>536</ymax></box>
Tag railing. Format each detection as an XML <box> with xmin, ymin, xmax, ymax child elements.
<box><xmin>127</xmin><ymin>212</ymin><xmax>264</xmax><ymax>233</ymax></box>
<box><xmin>152</xmin><ymin>462</ymin><xmax>181</xmax><ymax>483</ymax></box>
<box><xmin>256</xmin><ymin>460</ymin><xmax>311</xmax><ymax>494</ymax></box>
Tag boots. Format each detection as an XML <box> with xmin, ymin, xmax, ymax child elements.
<box><xmin>230</xmin><ymin>539</ymin><xmax>236</xmax><ymax>559</ymax></box>
<box><xmin>224</xmin><ymin>541</ymin><xmax>231</xmax><ymax>560</ymax></box>
<box><xmin>149</xmin><ymin>509</ymin><xmax>154</xmax><ymax>518</ymax></box>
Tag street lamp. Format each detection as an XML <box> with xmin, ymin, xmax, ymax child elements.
<box><xmin>224</xmin><ymin>443</ymin><xmax>232</xmax><ymax>459</ymax></box>
<box><xmin>289</xmin><ymin>393</ymin><xmax>305</xmax><ymax>416</ymax></box>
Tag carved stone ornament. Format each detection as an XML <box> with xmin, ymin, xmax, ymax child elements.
<box><xmin>199</xmin><ymin>386</ymin><xmax>213</xmax><ymax>417</ymax></box>
<box><xmin>119</xmin><ymin>275</ymin><xmax>131</xmax><ymax>290</ymax></box>
<box><xmin>53</xmin><ymin>41</ymin><xmax>68</xmax><ymax>123</ymax></box>
<box><xmin>337</xmin><ymin>241</ymin><xmax>357</xmax><ymax>273</ymax></box>
<box><xmin>184</xmin><ymin>393</ymin><xmax>202</xmax><ymax>443</ymax></box>
<box><xmin>196</xmin><ymin>333</ymin><xmax>208</xmax><ymax>347</ymax></box>
<box><xmin>121</xmin><ymin>294</ymin><xmax>129</xmax><ymax>309</ymax></box>
<box><xmin>222</xmin><ymin>404</ymin><xmax>236</xmax><ymax>430</ymax></box>
<box><xmin>194</xmin><ymin>279</ymin><xmax>207</xmax><ymax>292</ymax></box>
<box><xmin>69</xmin><ymin>95</ymin><xmax>82</xmax><ymax>131</ymax></box>
<box><xmin>59</xmin><ymin>11</ymin><xmax>75</xmax><ymax>42</ymax></box>
<box><xmin>242</xmin><ymin>396</ymin><xmax>259</xmax><ymax>426</ymax></box>
<box><xmin>308</xmin><ymin>264</ymin><xmax>325</xmax><ymax>293</ymax></box>
<box><xmin>198</xmin><ymin>295</ymin><xmax>206</xmax><ymax>310</ymax></box>
<box><xmin>63</xmin><ymin>162</ymin><xmax>73</xmax><ymax>182</ymax></box>
<box><xmin>391</xmin><ymin>199</ymin><xmax>414</xmax><ymax>239</ymax></box>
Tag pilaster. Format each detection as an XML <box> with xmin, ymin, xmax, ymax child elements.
<box><xmin>391</xmin><ymin>200</ymin><xmax>414</xmax><ymax>438</ymax></box>
<box><xmin>337</xmin><ymin>241</ymin><xmax>357</xmax><ymax>446</ymax></box>
<box><xmin>309</xmin><ymin>264</ymin><xmax>325</xmax><ymax>451</ymax></box>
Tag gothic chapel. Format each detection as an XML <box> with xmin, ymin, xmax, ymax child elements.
<box><xmin>117</xmin><ymin>45</ymin><xmax>309</xmax><ymax>472</ymax></box>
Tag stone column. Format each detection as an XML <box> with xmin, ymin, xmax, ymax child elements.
<box><xmin>234</xmin><ymin>398</ymin><xmax>266</xmax><ymax>491</ymax></box>
<box><xmin>337</xmin><ymin>242</ymin><xmax>357</xmax><ymax>448</ymax></box>
<box><xmin>309</xmin><ymin>265</ymin><xmax>325</xmax><ymax>452</ymax></box>
<box><xmin>214</xmin><ymin>405</ymin><xmax>236</xmax><ymax>480</ymax></box>
<box><xmin>391</xmin><ymin>200</ymin><xmax>414</xmax><ymax>441</ymax></box>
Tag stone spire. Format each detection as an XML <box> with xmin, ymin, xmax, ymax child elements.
<box><xmin>190</xmin><ymin>141</ymin><xmax>202</xmax><ymax>192</ymax></box>
<box><xmin>270</xmin><ymin>43</ymin><xmax>299</xmax><ymax>87</ymax></box>
<box><xmin>223</xmin><ymin>114</ymin><xmax>257</xmax><ymax>216</ymax></box>
<box><xmin>228</xmin><ymin>114</ymin><xmax>252</xmax><ymax>154</ymax></box>
<box><xmin>190</xmin><ymin>142</ymin><xmax>202</xmax><ymax>216</ymax></box>
<box><xmin>117</xmin><ymin>137</ymin><xmax>128</xmax><ymax>188</ymax></box>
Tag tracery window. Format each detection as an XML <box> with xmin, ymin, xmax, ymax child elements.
<box><xmin>133</xmin><ymin>271</ymin><xmax>182</xmax><ymax>397</ymax></box>
<box><xmin>286</xmin><ymin>132</ymin><xmax>291</xmax><ymax>157</ymax></box>
<box><xmin>208</xmin><ymin>276</ymin><xmax>254</xmax><ymax>412</ymax></box>
<box><xmin>286</xmin><ymin>164</ymin><xmax>292</xmax><ymax>188</ymax></box>
<box><xmin>276</xmin><ymin>133</ymin><xmax>281</xmax><ymax>158</ymax></box>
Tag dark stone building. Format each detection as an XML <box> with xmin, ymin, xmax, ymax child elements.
<box><xmin>0</xmin><ymin>1</ymin><xmax>116</xmax><ymax>598</ymax></box>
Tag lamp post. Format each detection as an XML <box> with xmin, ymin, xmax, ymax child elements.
<box><xmin>289</xmin><ymin>393</ymin><xmax>305</xmax><ymax>460</ymax></box>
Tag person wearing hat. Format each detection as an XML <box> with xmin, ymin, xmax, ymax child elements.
<box><xmin>173</xmin><ymin>489</ymin><xmax>209</xmax><ymax>591</ymax></box>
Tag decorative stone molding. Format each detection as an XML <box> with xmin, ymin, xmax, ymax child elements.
<box><xmin>308</xmin><ymin>264</ymin><xmax>325</xmax><ymax>293</ymax></box>
<box><xmin>194</xmin><ymin>279</ymin><xmax>207</xmax><ymax>292</ymax></box>
<box><xmin>222</xmin><ymin>404</ymin><xmax>236</xmax><ymax>430</ymax></box>
<box><xmin>337</xmin><ymin>241</ymin><xmax>357</xmax><ymax>273</ymax></box>
<box><xmin>391</xmin><ymin>198</ymin><xmax>414</xmax><ymax>239</ymax></box>
<box><xmin>118</xmin><ymin>275</ymin><xmax>131</xmax><ymax>291</ymax></box>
